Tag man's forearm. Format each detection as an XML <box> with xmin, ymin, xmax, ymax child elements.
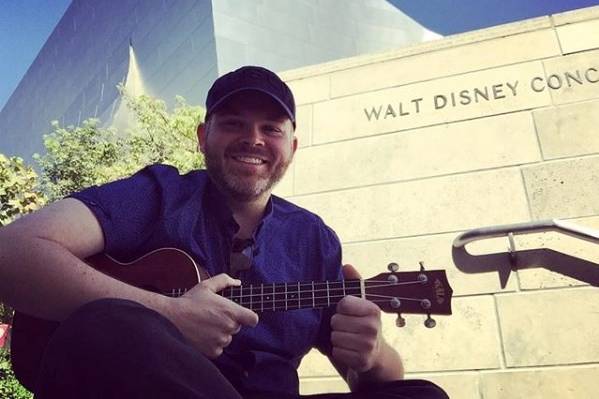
<box><xmin>0</xmin><ymin>233</ymin><xmax>169</xmax><ymax>321</ymax></box>
<box><xmin>347</xmin><ymin>340</ymin><xmax>404</xmax><ymax>391</ymax></box>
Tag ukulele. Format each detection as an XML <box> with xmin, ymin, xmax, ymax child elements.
<box><xmin>10</xmin><ymin>247</ymin><xmax>453</xmax><ymax>390</ymax></box>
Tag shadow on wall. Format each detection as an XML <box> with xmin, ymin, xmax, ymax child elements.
<box><xmin>452</xmin><ymin>246</ymin><xmax>599</xmax><ymax>288</ymax></box>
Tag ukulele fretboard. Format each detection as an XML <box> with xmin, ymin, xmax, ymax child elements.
<box><xmin>220</xmin><ymin>279</ymin><xmax>364</xmax><ymax>312</ymax></box>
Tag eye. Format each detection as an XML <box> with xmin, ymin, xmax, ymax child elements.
<box><xmin>222</xmin><ymin>119</ymin><xmax>243</xmax><ymax>129</ymax></box>
<box><xmin>264</xmin><ymin>125</ymin><xmax>283</xmax><ymax>136</ymax></box>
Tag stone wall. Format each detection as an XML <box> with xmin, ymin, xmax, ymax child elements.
<box><xmin>274</xmin><ymin>5</ymin><xmax>599</xmax><ymax>398</ymax></box>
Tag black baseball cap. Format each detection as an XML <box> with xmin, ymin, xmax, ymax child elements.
<box><xmin>205</xmin><ymin>66</ymin><xmax>296</xmax><ymax>127</ymax></box>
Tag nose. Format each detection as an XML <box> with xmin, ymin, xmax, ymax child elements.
<box><xmin>241</xmin><ymin>123</ymin><xmax>265</xmax><ymax>146</ymax></box>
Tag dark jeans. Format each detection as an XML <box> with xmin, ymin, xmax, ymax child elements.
<box><xmin>35</xmin><ymin>299</ymin><xmax>448</xmax><ymax>399</ymax></box>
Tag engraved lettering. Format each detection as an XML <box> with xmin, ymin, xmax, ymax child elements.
<box><xmin>492</xmin><ymin>84</ymin><xmax>505</xmax><ymax>99</ymax></box>
<box><xmin>586</xmin><ymin>67</ymin><xmax>599</xmax><ymax>83</ymax></box>
<box><xmin>434</xmin><ymin>94</ymin><xmax>447</xmax><ymax>109</ymax></box>
<box><xmin>506</xmin><ymin>80</ymin><xmax>519</xmax><ymax>96</ymax></box>
<box><xmin>531</xmin><ymin>76</ymin><xmax>544</xmax><ymax>92</ymax></box>
<box><xmin>565</xmin><ymin>70</ymin><xmax>583</xmax><ymax>87</ymax></box>
<box><xmin>547</xmin><ymin>74</ymin><xmax>562</xmax><ymax>90</ymax></box>
<box><xmin>459</xmin><ymin>90</ymin><xmax>471</xmax><ymax>105</ymax></box>
<box><xmin>384</xmin><ymin>104</ymin><xmax>397</xmax><ymax>119</ymax></box>
<box><xmin>473</xmin><ymin>87</ymin><xmax>489</xmax><ymax>103</ymax></box>
<box><xmin>411</xmin><ymin>97</ymin><xmax>423</xmax><ymax>113</ymax></box>
<box><xmin>364</xmin><ymin>106</ymin><xmax>383</xmax><ymax>121</ymax></box>
<box><xmin>398</xmin><ymin>102</ymin><xmax>410</xmax><ymax>116</ymax></box>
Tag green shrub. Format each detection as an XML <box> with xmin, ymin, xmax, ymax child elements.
<box><xmin>0</xmin><ymin>348</ymin><xmax>32</xmax><ymax>398</ymax></box>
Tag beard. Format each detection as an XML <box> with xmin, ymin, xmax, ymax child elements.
<box><xmin>204</xmin><ymin>142</ymin><xmax>292</xmax><ymax>202</ymax></box>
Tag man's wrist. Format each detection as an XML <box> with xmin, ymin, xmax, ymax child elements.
<box><xmin>350</xmin><ymin>340</ymin><xmax>404</xmax><ymax>390</ymax></box>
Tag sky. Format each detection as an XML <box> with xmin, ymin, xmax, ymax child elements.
<box><xmin>1</xmin><ymin>0</ymin><xmax>599</xmax><ymax>111</ymax></box>
<box><xmin>0</xmin><ymin>0</ymin><xmax>71</xmax><ymax>111</ymax></box>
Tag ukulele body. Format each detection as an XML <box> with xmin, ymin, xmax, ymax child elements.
<box><xmin>11</xmin><ymin>248</ymin><xmax>203</xmax><ymax>391</ymax></box>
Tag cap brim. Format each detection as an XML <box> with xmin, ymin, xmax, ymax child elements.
<box><xmin>207</xmin><ymin>87</ymin><xmax>295</xmax><ymax>124</ymax></box>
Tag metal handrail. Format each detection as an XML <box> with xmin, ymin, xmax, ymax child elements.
<box><xmin>453</xmin><ymin>219</ymin><xmax>599</xmax><ymax>248</ymax></box>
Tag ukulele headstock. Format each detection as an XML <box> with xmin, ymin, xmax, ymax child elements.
<box><xmin>365</xmin><ymin>262</ymin><xmax>453</xmax><ymax>328</ymax></box>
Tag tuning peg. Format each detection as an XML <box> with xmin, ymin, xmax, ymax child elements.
<box><xmin>420</xmin><ymin>299</ymin><xmax>431</xmax><ymax>310</ymax></box>
<box><xmin>387</xmin><ymin>262</ymin><xmax>399</xmax><ymax>272</ymax></box>
<box><xmin>390</xmin><ymin>297</ymin><xmax>401</xmax><ymax>309</ymax></box>
<box><xmin>396</xmin><ymin>314</ymin><xmax>406</xmax><ymax>328</ymax></box>
<box><xmin>419</xmin><ymin>261</ymin><xmax>426</xmax><ymax>271</ymax></box>
<box><xmin>424</xmin><ymin>314</ymin><xmax>436</xmax><ymax>328</ymax></box>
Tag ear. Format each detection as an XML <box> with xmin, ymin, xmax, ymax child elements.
<box><xmin>197</xmin><ymin>123</ymin><xmax>207</xmax><ymax>154</ymax></box>
<box><xmin>291</xmin><ymin>135</ymin><xmax>298</xmax><ymax>155</ymax></box>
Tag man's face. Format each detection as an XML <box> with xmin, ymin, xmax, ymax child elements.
<box><xmin>198</xmin><ymin>90</ymin><xmax>297</xmax><ymax>202</ymax></box>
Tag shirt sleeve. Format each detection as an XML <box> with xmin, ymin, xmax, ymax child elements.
<box><xmin>67</xmin><ymin>165</ymin><xmax>168</xmax><ymax>260</ymax></box>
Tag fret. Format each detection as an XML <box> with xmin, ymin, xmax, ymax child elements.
<box><xmin>331</xmin><ymin>281</ymin><xmax>346</xmax><ymax>307</ymax></box>
<box><xmin>297</xmin><ymin>281</ymin><xmax>300</xmax><ymax>310</ymax></box>
<box><xmin>286</xmin><ymin>282</ymin><xmax>298</xmax><ymax>310</ymax></box>
<box><xmin>272</xmin><ymin>283</ymin><xmax>275</xmax><ymax>311</ymax></box>
<box><xmin>314</xmin><ymin>282</ymin><xmax>328</xmax><ymax>308</ymax></box>
<box><xmin>261</xmin><ymin>284</ymin><xmax>264</xmax><ymax>312</ymax></box>
<box><xmin>263</xmin><ymin>284</ymin><xmax>274</xmax><ymax>311</ymax></box>
<box><xmin>300</xmin><ymin>282</ymin><xmax>314</xmax><ymax>309</ymax></box>
<box><xmin>360</xmin><ymin>278</ymin><xmax>365</xmax><ymax>299</ymax></box>
<box><xmin>326</xmin><ymin>281</ymin><xmax>330</xmax><ymax>307</ymax></box>
<box><xmin>284</xmin><ymin>282</ymin><xmax>288</xmax><ymax>311</ymax></box>
<box><xmin>274</xmin><ymin>283</ymin><xmax>285</xmax><ymax>311</ymax></box>
<box><xmin>249</xmin><ymin>284</ymin><xmax>253</xmax><ymax>311</ymax></box>
<box><xmin>343</xmin><ymin>279</ymin><xmax>361</xmax><ymax>299</ymax></box>
<box><xmin>311</xmin><ymin>281</ymin><xmax>315</xmax><ymax>309</ymax></box>
<box><xmin>239</xmin><ymin>285</ymin><xmax>242</xmax><ymax>307</ymax></box>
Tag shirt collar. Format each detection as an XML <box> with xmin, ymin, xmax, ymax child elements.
<box><xmin>204</xmin><ymin>177</ymin><xmax>276</xmax><ymax>238</ymax></box>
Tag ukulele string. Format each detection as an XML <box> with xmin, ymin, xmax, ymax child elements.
<box><xmin>227</xmin><ymin>294</ymin><xmax>427</xmax><ymax>306</ymax></box>
<box><xmin>237</xmin><ymin>297</ymin><xmax>429</xmax><ymax>310</ymax></box>
<box><xmin>220</xmin><ymin>280</ymin><xmax>426</xmax><ymax>297</ymax></box>
<box><xmin>164</xmin><ymin>280</ymin><xmax>427</xmax><ymax>298</ymax></box>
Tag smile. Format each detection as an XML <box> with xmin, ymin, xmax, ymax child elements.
<box><xmin>232</xmin><ymin>155</ymin><xmax>267</xmax><ymax>165</ymax></box>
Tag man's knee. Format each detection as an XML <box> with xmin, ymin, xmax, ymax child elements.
<box><xmin>47</xmin><ymin>298</ymin><xmax>179</xmax><ymax>362</ymax></box>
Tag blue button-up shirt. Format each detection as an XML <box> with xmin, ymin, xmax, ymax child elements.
<box><xmin>70</xmin><ymin>164</ymin><xmax>343</xmax><ymax>395</ymax></box>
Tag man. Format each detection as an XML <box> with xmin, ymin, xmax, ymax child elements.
<box><xmin>0</xmin><ymin>66</ymin><xmax>448</xmax><ymax>398</ymax></box>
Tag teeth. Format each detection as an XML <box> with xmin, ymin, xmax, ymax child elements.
<box><xmin>234</xmin><ymin>156</ymin><xmax>264</xmax><ymax>164</ymax></box>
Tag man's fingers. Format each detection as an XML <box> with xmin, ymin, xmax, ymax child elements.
<box><xmin>201</xmin><ymin>273</ymin><xmax>240</xmax><ymax>292</ymax></box>
<box><xmin>233</xmin><ymin>306</ymin><xmax>259</xmax><ymax>327</ymax></box>
<box><xmin>336</xmin><ymin>295</ymin><xmax>380</xmax><ymax>316</ymax></box>
<box><xmin>192</xmin><ymin>274</ymin><xmax>259</xmax><ymax>327</ymax></box>
<box><xmin>210</xmin><ymin>293</ymin><xmax>259</xmax><ymax>328</ymax></box>
<box><xmin>342</xmin><ymin>264</ymin><xmax>362</xmax><ymax>280</ymax></box>
<box><xmin>331</xmin><ymin>331</ymin><xmax>376</xmax><ymax>353</ymax></box>
<box><xmin>331</xmin><ymin>313</ymin><xmax>379</xmax><ymax>335</ymax></box>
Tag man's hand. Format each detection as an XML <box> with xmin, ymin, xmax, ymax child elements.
<box><xmin>330</xmin><ymin>264</ymin><xmax>404</xmax><ymax>390</ymax></box>
<box><xmin>331</xmin><ymin>264</ymin><xmax>383</xmax><ymax>373</ymax></box>
<box><xmin>161</xmin><ymin>273</ymin><xmax>258</xmax><ymax>358</ymax></box>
